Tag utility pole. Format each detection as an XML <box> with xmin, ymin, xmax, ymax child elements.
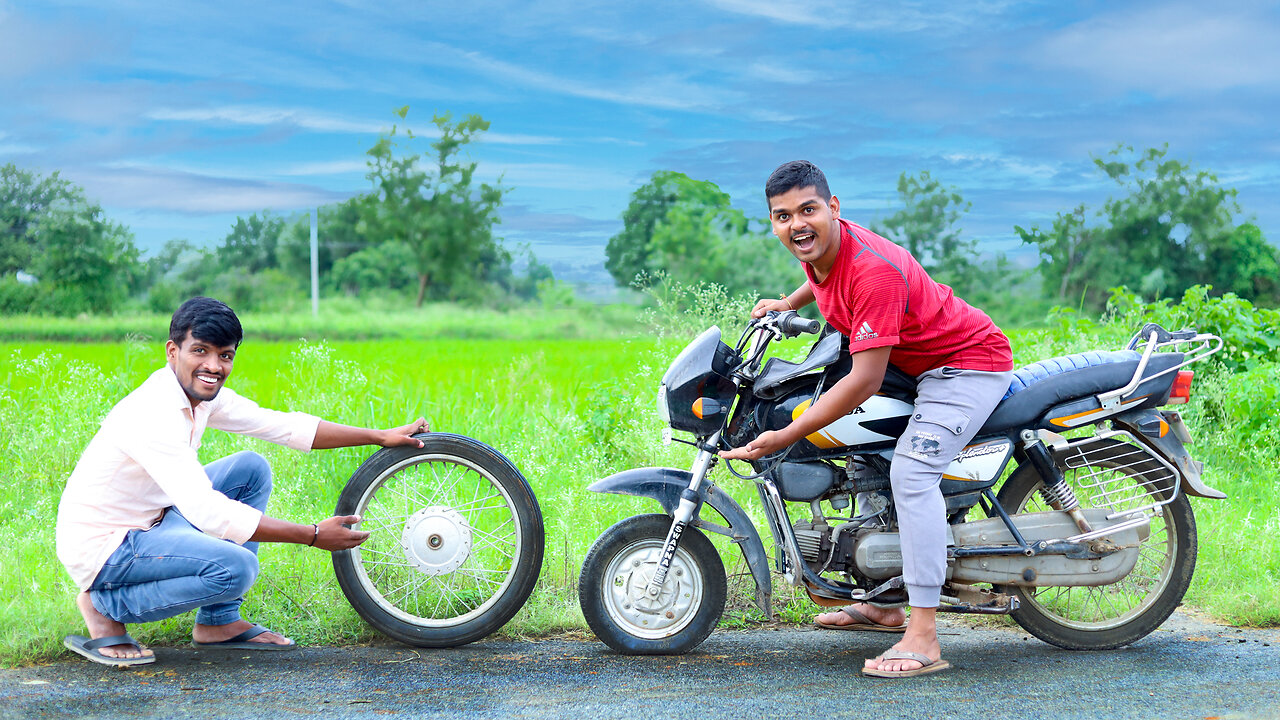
<box><xmin>310</xmin><ymin>208</ymin><xmax>319</xmax><ymax>317</ymax></box>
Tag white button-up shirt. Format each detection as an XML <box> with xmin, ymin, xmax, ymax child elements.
<box><xmin>55</xmin><ymin>366</ymin><xmax>321</xmax><ymax>590</ymax></box>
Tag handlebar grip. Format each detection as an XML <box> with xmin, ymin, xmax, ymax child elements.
<box><xmin>777</xmin><ymin>311</ymin><xmax>821</xmax><ymax>336</ymax></box>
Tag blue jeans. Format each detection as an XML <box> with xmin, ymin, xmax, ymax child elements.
<box><xmin>88</xmin><ymin>451</ymin><xmax>272</xmax><ymax>627</ymax></box>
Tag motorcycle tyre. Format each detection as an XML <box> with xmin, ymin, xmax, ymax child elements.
<box><xmin>995</xmin><ymin>441</ymin><xmax>1197</xmax><ymax>651</ymax></box>
<box><xmin>332</xmin><ymin>433</ymin><xmax>544</xmax><ymax>648</ymax></box>
<box><xmin>578</xmin><ymin>514</ymin><xmax>726</xmax><ymax>656</ymax></box>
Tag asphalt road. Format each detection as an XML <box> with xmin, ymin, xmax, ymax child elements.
<box><xmin>4</xmin><ymin>610</ymin><xmax>1277</xmax><ymax>720</ymax></box>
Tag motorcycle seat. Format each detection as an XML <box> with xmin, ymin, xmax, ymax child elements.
<box><xmin>980</xmin><ymin>350</ymin><xmax>1184</xmax><ymax>433</ymax></box>
<box><xmin>1004</xmin><ymin>350</ymin><xmax>1142</xmax><ymax>397</ymax></box>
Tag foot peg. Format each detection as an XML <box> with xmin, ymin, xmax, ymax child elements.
<box><xmin>939</xmin><ymin>584</ymin><xmax>1019</xmax><ymax>614</ymax></box>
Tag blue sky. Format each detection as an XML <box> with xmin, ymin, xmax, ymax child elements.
<box><xmin>3</xmin><ymin>0</ymin><xmax>1278</xmax><ymax>285</ymax></box>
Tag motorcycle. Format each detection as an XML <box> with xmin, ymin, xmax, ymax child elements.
<box><xmin>332</xmin><ymin>433</ymin><xmax>544</xmax><ymax>647</ymax></box>
<box><xmin>577</xmin><ymin>311</ymin><xmax>1223</xmax><ymax>654</ymax></box>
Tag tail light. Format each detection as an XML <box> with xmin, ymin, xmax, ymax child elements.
<box><xmin>1168</xmin><ymin>371</ymin><xmax>1194</xmax><ymax>405</ymax></box>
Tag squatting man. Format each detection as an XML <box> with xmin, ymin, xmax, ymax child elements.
<box><xmin>56</xmin><ymin>296</ymin><xmax>429</xmax><ymax>666</ymax></box>
<box><xmin>721</xmin><ymin>161</ymin><xmax>1014</xmax><ymax>679</ymax></box>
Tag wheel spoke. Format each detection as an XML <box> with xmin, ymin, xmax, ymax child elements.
<box><xmin>1009</xmin><ymin>440</ymin><xmax>1188</xmax><ymax>636</ymax></box>
<box><xmin>336</xmin><ymin>442</ymin><xmax>539</xmax><ymax>634</ymax></box>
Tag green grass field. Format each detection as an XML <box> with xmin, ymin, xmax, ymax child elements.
<box><xmin>2</xmin><ymin>315</ymin><xmax>1276</xmax><ymax>666</ymax></box>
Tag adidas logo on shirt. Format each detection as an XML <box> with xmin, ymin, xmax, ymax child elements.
<box><xmin>855</xmin><ymin>322</ymin><xmax>878</xmax><ymax>342</ymax></box>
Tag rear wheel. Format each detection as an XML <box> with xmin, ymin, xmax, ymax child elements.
<box><xmin>333</xmin><ymin>433</ymin><xmax>543</xmax><ymax>647</ymax></box>
<box><xmin>997</xmin><ymin>438</ymin><xmax>1197</xmax><ymax>650</ymax></box>
<box><xmin>578</xmin><ymin>514</ymin><xmax>726</xmax><ymax>655</ymax></box>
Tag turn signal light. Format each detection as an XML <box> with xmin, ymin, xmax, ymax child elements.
<box><xmin>1168</xmin><ymin>371</ymin><xmax>1194</xmax><ymax>405</ymax></box>
<box><xmin>692</xmin><ymin>398</ymin><xmax>723</xmax><ymax>419</ymax></box>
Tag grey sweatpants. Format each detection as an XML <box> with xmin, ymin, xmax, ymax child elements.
<box><xmin>890</xmin><ymin>366</ymin><xmax>1013</xmax><ymax>608</ymax></box>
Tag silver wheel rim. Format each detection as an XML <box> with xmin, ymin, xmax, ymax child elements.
<box><xmin>1013</xmin><ymin>458</ymin><xmax>1179</xmax><ymax>631</ymax></box>
<box><xmin>350</xmin><ymin>453</ymin><xmax>522</xmax><ymax>627</ymax></box>
<box><xmin>601</xmin><ymin>538</ymin><xmax>704</xmax><ymax>640</ymax></box>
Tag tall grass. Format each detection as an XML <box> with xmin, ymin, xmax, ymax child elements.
<box><xmin>0</xmin><ymin>301</ymin><xmax>647</xmax><ymax>343</ymax></box>
<box><xmin>2</xmin><ymin>301</ymin><xmax>1277</xmax><ymax>666</ymax></box>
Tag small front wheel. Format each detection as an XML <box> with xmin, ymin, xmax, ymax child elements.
<box><xmin>578</xmin><ymin>514</ymin><xmax>726</xmax><ymax>655</ymax></box>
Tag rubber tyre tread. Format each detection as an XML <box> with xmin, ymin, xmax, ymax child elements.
<box><xmin>332</xmin><ymin>433</ymin><xmax>543</xmax><ymax>648</ymax></box>
<box><xmin>578</xmin><ymin>514</ymin><xmax>726</xmax><ymax>655</ymax></box>
<box><xmin>996</xmin><ymin>439</ymin><xmax>1197</xmax><ymax>650</ymax></box>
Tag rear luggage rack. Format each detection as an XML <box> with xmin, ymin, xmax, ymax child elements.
<box><xmin>1096</xmin><ymin>324</ymin><xmax>1221</xmax><ymax>410</ymax></box>
<box><xmin>1056</xmin><ymin>430</ymin><xmax>1180</xmax><ymax>525</ymax></box>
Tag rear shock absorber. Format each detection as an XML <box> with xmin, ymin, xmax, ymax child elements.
<box><xmin>1019</xmin><ymin>430</ymin><xmax>1093</xmax><ymax>535</ymax></box>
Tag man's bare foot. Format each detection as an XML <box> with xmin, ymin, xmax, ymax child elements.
<box><xmin>864</xmin><ymin>607</ymin><xmax>941</xmax><ymax>674</ymax></box>
<box><xmin>815</xmin><ymin>603</ymin><xmax>906</xmax><ymax>629</ymax></box>
<box><xmin>193</xmin><ymin>620</ymin><xmax>292</xmax><ymax>646</ymax></box>
<box><xmin>74</xmin><ymin>591</ymin><xmax>153</xmax><ymax>660</ymax></box>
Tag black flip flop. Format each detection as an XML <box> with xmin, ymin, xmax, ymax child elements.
<box><xmin>192</xmin><ymin>623</ymin><xmax>296</xmax><ymax>650</ymax></box>
<box><xmin>63</xmin><ymin>634</ymin><xmax>156</xmax><ymax>667</ymax></box>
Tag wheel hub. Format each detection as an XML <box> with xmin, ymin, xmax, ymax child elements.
<box><xmin>606</xmin><ymin>546</ymin><xmax>698</xmax><ymax>634</ymax></box>
<box><xmin>401</xmin><ymin>505</ymin><xmax>472</xmax><ymax>575</ymax></box>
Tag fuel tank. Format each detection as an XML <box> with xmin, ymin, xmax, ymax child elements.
<box><xmin>751</xmin><ymin>378</ymin><xmax>1014</xmax><ymax>506</ymax></box>
<box><xmin>754</xmin><ymin>383</ymin><xmax>911</xmax><ymax>460</ymax></box>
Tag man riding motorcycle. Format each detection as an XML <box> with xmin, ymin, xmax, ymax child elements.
<box><xmin>721</xmin><ymin>160</ymin><xmax>1013</xmax><ymax>678</ymax></box>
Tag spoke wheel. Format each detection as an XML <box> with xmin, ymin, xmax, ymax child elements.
<box><xmin>579</xmin><ymin>514</ymin><xmax>726</xmax><ymax>655</ymax></box>
<box><xmin>997</xmin><ymin>438</ymin><xmax>1197</xmax><ymax>650</ymax></box>
<box><xmin>333</xmin><ymin>433</ymin><xmax>543</xmax><ymax>647</ymax></box>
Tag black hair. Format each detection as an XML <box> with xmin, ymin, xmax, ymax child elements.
<box><xmin>765</xmin><ymin>160</ymin><xmax>832</xmax><ymax>204</ymax></box>
<box><xmin>169</xmin><ymin>297</ymin><xmax>243</xmax><ymax>348</ymax></box>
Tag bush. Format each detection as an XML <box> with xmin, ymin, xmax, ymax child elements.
<box><xmin>327</xmin><ymin>241</ymin><xmax>419</xmax><ymax>296</ymax></box>
<box><xmin>0</xmin><ymin>276</ymin><xmax>38</xmax><ymax>314</ymax></box>
<box><xmin>1104</xmin><ymin>285</ymin><xmax>1280</xmax><ymax>371</ymax></box>
<box><xmin>210</xmin><ymin>268</ymin><xmax>304</xmax><ymax>313</ymax></box>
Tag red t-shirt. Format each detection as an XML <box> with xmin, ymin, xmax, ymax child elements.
<box><xmin>803</xmin><ymin>220</ymin><xmax>1013</xmax><ymax>377</ymax></box>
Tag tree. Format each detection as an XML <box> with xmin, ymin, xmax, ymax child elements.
<box><xmin>217</xmin><ymin>212</ymin><xmax>286</xmax><ymax>274</ymax></box>
<box><xmin>606</xmin><ymin>171</ymin><xmax>706</xmax><ymax>287</ymax></box>
<box><xmin>361</xmin><ymin>108</ymin><xmax>509</xmax><ymax>306</ymax></box>
<box><xmin>1018</xmin><ymin>145</ymin><xmax>1278</xmax><ymax>310</ymax></box>
<box><xmin>1</xmin><ymin>163</ymin><xmax>81</xmax><ymax>275</ymax></box>
<box><xmin>328</xmin><ymin>241</ymin><xmax>418</xmax><ymax>296</ymax></box>
<box><xmin>604</xmin><ymin>171</ymin><xmax>799</xmax><ymax>297</ymax></box>
<box><xmin>275</xmin><ymin>197</ymin><xmax>368</xmax><ymax>289</ymax></box>
<box><xmin>873</xmin><ymin>171</ymin><xmax>979</xmax><ymax>292</ymax></box>
<box><xmin>30</xmin><ymin>204</ymin><xmax>141</xmax><ymax>314</ymax></box>
<box><xmin>0</xmin><ymin>163</ymin><xmax>142</xmax><ymax>314</ymax></box>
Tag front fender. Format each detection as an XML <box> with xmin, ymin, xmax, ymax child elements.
<box><xmin>588</xmin><ymin>467</ymin><xmax>773</xmax><ymax>617</ymax></box>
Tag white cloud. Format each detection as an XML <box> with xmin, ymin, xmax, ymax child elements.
<box><xmin>455</xmin><ymin>47</ymin><xmax>743</xmax><ymax>113</ymax></box>
<box><xmin>701</xmin><ymin>0</ymin><xmax>1021</xmax><ymax>33</ymax></box>
<box><xmin>1039</xmin><ymin>3</ymin><xmax>1280</xmax><ymax>94</ymax></box>
<box><xmin>476</xmin><ymin>161</ymin><xmax>637</xmax><ymax>192</ymax></box>
<box><xmin>279</xmin><ymin>160</ymin><xmax>369</xmax><ymax>177</ymax></box>
<box><xmin>72</xmin><ymin>165</ymin><xmax>350</xmax><ymax>214</ymax></box>
<box><xmin>147</xmin><ymin>106</ymin><xmax>384</xmax><ymax>134</ymax></box>
<box><xmin>0</xmin><ymin>143</ymin><xmax>39</xmax><ymax>156</ymax></box>
<box><xmin>146</xmin><ymin>105</ymin><xmax>564</xmax><ymax>146</ymax></box>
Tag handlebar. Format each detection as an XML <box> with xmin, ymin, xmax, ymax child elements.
<box><xmin>770</xmin><ymin>310</ymin><xmax>821</xmax><ymax>337</ymax></box>
<box><xmin>1126</xmin><ymin>322</ymin><xmax>1199</xmax><ymax>350</ymax></box>
<box><xmin>734</xmin><ymin>310</ymin><xmax>822</xmax><ymax>377</ymax></box>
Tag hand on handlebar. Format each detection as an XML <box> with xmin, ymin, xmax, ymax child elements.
<box><xmin>751</xmin><ymin>298</ymin><xmax>792</xmax><ymax>318</ymax></box>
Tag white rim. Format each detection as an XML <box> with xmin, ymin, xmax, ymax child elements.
<box><xmin>600</xmin><ymin>538</ymin><xmax>705</xmax><ymax>640</ymax></box>
<box><xmin>1016</xmin><ymin>462</ymin><xmax>1178</xmax><ymax>631</ymax></box>
<box><xmin>350</xmin><ymin>453</ymin><xmax>522</xmax><ymax>627</ymax></box>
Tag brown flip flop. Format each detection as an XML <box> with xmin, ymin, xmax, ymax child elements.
<box><xmin>814</xmin><ymin>605</ymin><xmax>907</xmax><ymax>633</ymax></box>
<box><xmin>862</xmin><ymin>649</ymin><xmax>951</xmax><ymax>678</ymax></box>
